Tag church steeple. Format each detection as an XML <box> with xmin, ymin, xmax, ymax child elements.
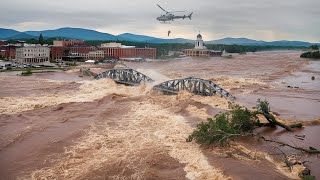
<box><xmin>195</xmin><ymin>33</ymin><xmax>204</xmax><ymax>49</ymax></box>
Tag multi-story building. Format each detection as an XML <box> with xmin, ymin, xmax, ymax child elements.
<box><xmin>53</xmin><ymin>40</ymin><xmax>85</xmax><ymax>47</ymax></box>
<box><xmin>15</xmin><ymin>45</ymin><xmax>50</xmax><ymax>64</ymax></box>
<box><xmin>101</xmin><ymin>42</ymin><xmax>122</xmax><ymax>48</ymax></box>
<box><xmin>50</xmin><ymin>41</ymin><xmax>157</xmax><ymax>61</ymax></box>
<box><xmin>100</xmin><ymin>43</ymin><xmax>156</xmax><ymax>59</ymax></box>
<box><xmin>183</xmin><ymin>34</ymin><xmax>222</xmax><ymax>57</ymax></box>
<box><xmin>0</xmin><ymin>45</ymin><xmax>16</xmax><ymax>60</ymax></box>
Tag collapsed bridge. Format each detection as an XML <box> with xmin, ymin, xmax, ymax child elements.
<box><xmin>94</xmin><ymin>68</ymin><xmax>235</xmax><ymax>100</ymax></box>
<box><xmin>94</xmin><ymin>68</ymin><xmax>154</xmax><ymax>85</ymax></box>
<box><xmin>153</xmin><ymin>77</ymin><xmax>236</xmax><ymax>100</ymax></box>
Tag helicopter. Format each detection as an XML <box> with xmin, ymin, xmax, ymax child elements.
<box><xmin>156</xmin><ymin>4</ymin><xmax>193</xmax><ymax>23</ymax></box>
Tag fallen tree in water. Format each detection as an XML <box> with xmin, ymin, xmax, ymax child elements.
<box><xmin>254</xmin><ymin>99</ymin><xmax>301</xmax><ymax>131</ymax></box>
<box><xmin>186</xmin><ymin>104</ymin><xmax>256</xmax><ymax>145</ymax></box>
<box><xmin>186</xmin><ymin>99</ymin><xmax>319</xmax><ymax>179</ymax></box>
<box><xmin>186</xmin><ymin>99</ymin><xmax>319</xmax><ymax>154</ymax></box>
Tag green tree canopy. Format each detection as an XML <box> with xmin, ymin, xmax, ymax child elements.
<box><xmin>309</xmin><ymin>45</ymin><xmax>319</xmax><ymax>50</ymax></box>
<box><xmin>38</xmin><ymin>33</ymin><xmax>44</xmax><ymax>45</ymax></box>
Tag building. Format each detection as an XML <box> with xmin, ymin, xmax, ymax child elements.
<box><xmin>0</xmin><ymin>40</ymin><xmax>7</xmax><ymax>46</ymax></box>
<box><xmin>50</xmin><ymin>46</ymin><xmax>65</xmax><ymax>62</ymax></box>
<box><xmin>15</xmin><ymin>45</ymin><xmax>50</xmax><ymax>64</ymax></box>
<box><xmin>50</xmin><ymin>40</ymin><xmax>157</xmax><ymax>62</ymax></box>
<box><xmin>183</xmin><ymin>34</ymin><xmax>222</xmax><ymax>57</ymax></box>
<box><xmin>0</xmin><ymin>45</ymin><xmax>16</xmax><ymax>60</ymax></box>
<box><xmin>53</xmin><ymin>40</ymin><xmax>85</xmax><ymax>47</ymax></box>
<box><xmin>101</xmin><ymin>42</ymin><xmax>122</xmax><ymax>48</ymax></box>
<box><xmin>0</xmin><ymin>41</ymin><xmax>40</xmax><ymax>61</ymax></box>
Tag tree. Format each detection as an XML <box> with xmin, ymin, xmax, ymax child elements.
<box><xmin>186</xmin><ymin>104</ymin><xmax>256</xmax><ymax>145</ymax></box>
<box><xmin>38</xmin><ymin>33</ymin><xmax>44</xmax><ymax>45</ymax></box>
<box><xmin>309</xmin><ymin>45</ymin><xmax>319</xmax><ymax>50</ymax></box>
<box><xmin>300</xmin><ymin>51</ymin><xmax>320</xmax><ymax>59</ymax></box>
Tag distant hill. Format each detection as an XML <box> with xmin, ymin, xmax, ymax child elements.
<box><xmin>117</xmin><ymin>33</ymin><xmax>193</xmax><ymax>44</ymax></box>
<box><xmin>117</xmin><ymin>33</ymin><xmax>158</xmax><ymax>42</ymax></box>
<box><xmin>263</xmin><ymin>40</ymin><xmax>313</xmax><ymax>47</ymax></box>
<box><xmin>6</xmin><ymin>33</ymin><xmax>37</xmax><ymax>40</ymax></box>
<box><xmin>206</xmin><ymin>38</ymin><xmax>317</xmax><ymax>47</ymax></box>
<box><xmin>207</xmin><ymin>37</ymin><xmax>266</xmax><ymax>45</ymax></box>
<box><xmin>0</xmin><ymin>28</ymin><xmax>25</xmax><ymax>39</ymax></box>
<box><xmin>145</xmin><ymin>38</ymin><xmax>193</xmax><ymax>44</ymax></box>
<box><xmin>0</xmin><ymin>27</ymin><xmax>318</xmax><ymax>47</ymax></box>
<box><xmin>25</xmin><ymin>27</ymin><xmax>119</xmax><ymax>41</ymax></box>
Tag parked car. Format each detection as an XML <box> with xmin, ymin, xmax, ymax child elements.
<box><xmin>5</xmin><ymin>64</ymin><xmax>12</xmax><ymax>68</ymax></box>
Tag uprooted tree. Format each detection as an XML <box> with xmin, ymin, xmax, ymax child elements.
<box><xmin>187</xmin><ymin>99</ymin><xmax>318</xmax><ymax>153</ymax></box>
<box><xmin>186</xmin><ymin>99</ymin><xmax>319</xmax><ymax>179</ymax></box>
<box><xmin>186</xmin><ymin>104</ymin><xmax>256</xmax><ymax>145</ymax></box>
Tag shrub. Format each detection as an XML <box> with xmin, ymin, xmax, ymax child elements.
<box><xmin>66</xmin><ymin>61</ymin><xmax>77</xmax><ymax>66</ymax></box>
<box><xmin>21</xmin><ymin>69</ymin><xmax>32</xmax><ymax>75</ymax></box>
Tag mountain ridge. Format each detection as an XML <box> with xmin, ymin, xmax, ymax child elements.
<box><xmin>0</xmin><ymin>27</ymin><xmax>318</xmax><ymax>47</ymax></box>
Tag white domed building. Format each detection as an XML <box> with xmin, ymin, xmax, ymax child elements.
<box><xmin>183</xmin><ymin>34</ymin><xmax>222</xmax><ymax>57</ymax></box>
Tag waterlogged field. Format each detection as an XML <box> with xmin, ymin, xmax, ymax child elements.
<box><xmin>0</xmin><ymin>51</ymin><xmax>319</xmax><ymax>179</ymax></box>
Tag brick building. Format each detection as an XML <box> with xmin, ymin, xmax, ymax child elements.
<box><xmin>53</xmin><ymin>40</ymin><xmax>85</xmax><ymax>47</ymax></box>
<box><xmin>0</xmin><ymin>45</ymin><xmax>17</xmax><ymax>60</ymax></box>
<box><xmin>50</xmin><ymin>41</ymin><xmax>156</xmax><ymax>62</ymax></box>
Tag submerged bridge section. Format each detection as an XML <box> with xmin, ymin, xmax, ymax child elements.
<box><xmin>94</xmin><ymin>68</ymin><xmax>154</xmax><ymax>85</ymax></box>
<box><xmin>153</xmin><ymin>77</ymin><xmax>236</xmax><ymax>100</ymax></box>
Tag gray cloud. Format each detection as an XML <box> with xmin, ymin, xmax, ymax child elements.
<box><xmin>1</xmin><ymin>0</ymin><xmax>319</xmax><ymax>42</ymax></box>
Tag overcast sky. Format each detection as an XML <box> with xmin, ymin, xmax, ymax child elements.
<box><xmin>1</xmin><ymin>0</ymin><xmax>319</xmax><ymax>42</ymax></box>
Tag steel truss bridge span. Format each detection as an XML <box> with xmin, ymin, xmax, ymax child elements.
<box><xmin>94</xmin><ymin>68</ymin><xmax>154</xmax><ymax>85</ymax></box>
<box><xmin>153</xmin><ymin>77</ymin><xmax>236</xmax><ymax>100</ymax></box>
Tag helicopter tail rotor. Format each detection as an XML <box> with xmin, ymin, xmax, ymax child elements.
<box><xmin>188</xmin><ymin>12</ymin><xmax>193</xmax><ymax>20</ymax></box>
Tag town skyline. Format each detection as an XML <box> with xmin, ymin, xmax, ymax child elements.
<box><xmin>1</xmin><ymin>0</ymin><xmax>319</xmax><ymax>42</ymax></box>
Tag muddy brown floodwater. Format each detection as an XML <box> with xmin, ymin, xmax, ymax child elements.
<box><xmin>0</xmin><ymin>51</ymin><xmax>319</xmax><ymax>180</ymax></box>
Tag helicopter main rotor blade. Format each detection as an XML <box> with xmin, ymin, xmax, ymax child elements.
<box><xmin>157</xmin><ymin>4</ymin><xmax>169</xmax><ymax>13</ymax></box>
<box><xmin>169</xmin><ymin>11</ymin><xmax>186</xmax><ymax>13</ymax></box>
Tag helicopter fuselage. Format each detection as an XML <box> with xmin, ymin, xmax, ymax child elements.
<box><xmin>156</xmin><ymin>4</ymin><xmax>192</xmax><ymax>22</ymax></box>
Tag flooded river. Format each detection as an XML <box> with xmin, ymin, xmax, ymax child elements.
<box><xmin>0</xmin><ymin>51</ymin><xmax>319</xmax><ymax>180</ymax></box>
